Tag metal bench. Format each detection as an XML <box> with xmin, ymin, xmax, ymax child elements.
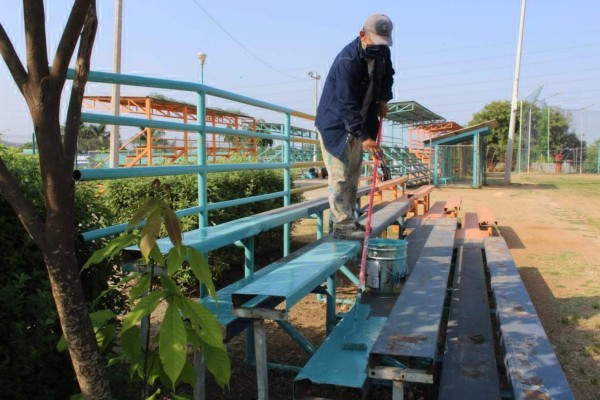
<box><xmin>484</xmin><ymin>237</ymin><xmax>575</xmax><ymax>400</ymax></box>
<box><xmin>438</xmin><ymin>246</ymin><xmax>500</xmax><ymax>400</ymax></box>
<box><xmin>293</xmin><ymin>217</ymin><xmax>438</xmax><ymax>399</ymax></box>
<box><xmin>407</xmin><ymin>184</ymin><xmax>434</xmax><ymax>216</ymax></box>
<box><xmin>231</xmin><ymin>197</ymin><xmax>412</xmax><ymax>400</ymax></box>
<box><xmin>368</xmin><ymin>218</ymin><xmax>457</xmax><ymax>399</ymax></box>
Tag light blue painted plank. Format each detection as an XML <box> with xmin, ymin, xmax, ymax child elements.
<box><xmin>232</xmin><ymin>237</ymin><xmax>360</xmax><ymax>310</ymax></box>
<box><xmin>370</xmin><ymin>218</ymin><xmax>457</xmax><ymax>362</ymax></box>
<box><xmin>484</xmin><ymin>237</ymin><xmax>575</xmax><ymax>400</ymax></box>
<box><xmin>294</xmin><ymin>300</ymin><xmax>389</xmax><ymax>389</ymax></box>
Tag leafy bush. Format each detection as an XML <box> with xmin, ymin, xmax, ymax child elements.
<box><xmin>0</xmin><ymin>147</ymin><xmax>118</xmax><ymax>398</ymax></box>
<box><xmin>101</xmin><ymin>168</ymin><xmax>303</xmax><ymax>289</ymax></box>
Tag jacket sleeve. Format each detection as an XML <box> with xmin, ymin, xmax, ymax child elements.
<box><xmin>334</xmin><ymin>58</ymin><xmax>365</xmax><ymax>139</ymax></box>
<box><xmin>379</xmin><ymin>48</ymin><xmax>395</xmax><ymax>103</ymax></box>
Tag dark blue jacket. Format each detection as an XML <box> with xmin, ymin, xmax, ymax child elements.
<box><xmin>315</xmin><ymin>37</ymin><xmax>394</xmax><ymax>158</ymax></box>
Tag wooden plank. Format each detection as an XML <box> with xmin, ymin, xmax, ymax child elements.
<box><xmin>407</xmin><ymin>184</ymin><xmax>434</xmax><ymax>199</ymax></box>
<box><xmin>444</xmin><ymin>196</ymin><xmax>462</xmax><ymax>216</ymax></box>
<box><xmin>484</xmin><ymin>237</ymin><xmax>575</xmax><ymax>400</ymax></box>
<box><xmin>369</xmin><ymin>218</ymin><xmax>457</xmax><ymax>364</ymax></box>
<box><xmin>477</xmin><ymin>206</ymin><xmax>497</xmax><ymax>227</ymax></box>
<box><xmin>439</xmin><ymin>247</ymin><xmax>500</xmax><ymax>400</ymax></box>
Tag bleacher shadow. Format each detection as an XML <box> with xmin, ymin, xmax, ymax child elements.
<box><xmin>498</xmin><ymin>226</ymin><xmax>525</xmax><ymax>249</ymax></box>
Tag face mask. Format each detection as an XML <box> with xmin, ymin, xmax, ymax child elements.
<box><xmin>364</xmin><ymin>44</ymin><xmax>384</xmax><ymax>59</ymax></box>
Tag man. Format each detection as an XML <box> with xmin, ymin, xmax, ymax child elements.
<box><xmin>315</xmin><ymin>14</ymin><xmax>395</xmax><ymax>240</ymax></box>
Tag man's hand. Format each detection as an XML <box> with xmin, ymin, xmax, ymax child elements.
<box><xmin>378</xmin><ymin>101</ymin><xmax>389</xmax><ymax>118</ymax></box>
<box><xmin>362</xmin><ymin>138</ymin><xmax>383</xmax><ymax>159</ymax></box>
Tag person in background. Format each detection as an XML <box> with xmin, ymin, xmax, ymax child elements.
<box><xmin>554</xmin><ymin>150</ymin><xmax>563</xmax><ymax>173</ymax></box>
<box><xmin>315</xmin><ymin>14</ymin><xmax>395</xmax><ymax>240</ymax></box>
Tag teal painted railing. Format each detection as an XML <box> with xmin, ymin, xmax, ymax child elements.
<box><xmin>68</xmin><ymin>68</ymin><xmax>314</xmax><ymax>249</ymax></box>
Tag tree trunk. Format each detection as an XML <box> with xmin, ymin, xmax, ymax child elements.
<box><xmin>35</xmin><ymin>108</ymin><xmax>112</xmax><ymax>399</ymax></box>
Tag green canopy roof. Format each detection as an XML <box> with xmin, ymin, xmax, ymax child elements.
<box><xmin>384</xmin><ymin>101</ymin><xmax>445</xmax><ymax>125</ymax></box>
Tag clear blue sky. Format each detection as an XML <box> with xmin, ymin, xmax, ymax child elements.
<box><xmin>1</xmin><ymin>0</ymin><xmax>600</xmax><ymax>144</ymax></box>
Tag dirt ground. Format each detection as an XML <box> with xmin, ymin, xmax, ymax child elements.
<box><xmin>203</xmin><ymin>173</ymin><xmax>600</xmax><ymax>400</ymax></box>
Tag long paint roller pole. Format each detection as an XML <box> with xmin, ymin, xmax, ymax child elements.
<box><xmin>343</xmin><ymin>117</ymin><xmax>384</xmax><ymax>352</ymax></box>
<box><xmin>358</xmin><ymin>117</ymin><xmax>384</xmax><ymax>293</ymax></box>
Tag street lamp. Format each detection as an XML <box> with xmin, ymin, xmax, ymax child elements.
<box><xmin>308</xmin><ymin>71</ymin><xmax>321</xmax><ymax>115</ymax></box>
<box><xmin>197</xmin><ymin>53</ymin><xmax>207</xmax><ymax>84</ymax></box>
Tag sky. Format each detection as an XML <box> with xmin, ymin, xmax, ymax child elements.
<box><xmin>1</xmin><ymin>0</ymin><xmax>600</xmax><ymax>144</ymax></box>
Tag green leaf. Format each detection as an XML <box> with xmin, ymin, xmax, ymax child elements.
<box><xmin>161</xmin><ymin>275</ymin><xmax>183</xmax><ymax>298</ymax></box>
<box><xmin>159</xmin><ymin>303</ymin><xmax>187</xmax><ymax>390</ymax></box>
<box><xmin>129</xmin><ymin>274</ymin><xmax>152</xmax><ymax>303</ymax></box>
<box><xmin>68</xmin><ymin>394</ymin><xmax>83</xmax><ymax>400</ymax></box>
<box><xmin>164</xmin><ymin>208</ymin><xmax>183</xmax><ymax>247</ymax></box>
<box><xmin>107</xmin><ymin>354</ymin><xmax>126</xmax><ymax>367</ymax></box>
<box><xmin>179</xmin><ymin>359</ymin><xmax>197</xmax><ymax>387</ymax></box>
<box><xmin>201</xmin><ymin>342</ymin><xmax>231</xmax><ymax>389</ymax></box>
<box><xmin>148</xmin><ymin>244</ymin><xmax>165</xmax><ymax>265</ymax></box>
<box><xmin>172</xmin><ymin>394</ymin><xmax>193</xmax><ymax>400</ymax></box>
<box><xmin>187</xmin><ymin>247</ymin><xmax>216</xmax><ymax>299</ymax></box>
<box><xmin>82</xmin><ymin>233</ymin><xmax>137</xmax><ymax>271</ymax></box>
<box><xmin>166</xmin><ymin>246</ymin><xmax>186</xmax><ymax>276</ymax></box>
<box><xmin>89</xmin><ymin>309</ymin><xmax>117</xmax><ymax>327</ymax></box>
<box><xmin>144</xmin><ymin>388</ymin><xmax>161</xmax><ymax>400</ymax></box>
<box><xmin>120</xmin><ymin>325</ymin><xmax>143</xmax><ymax>378</ymax></box>
<box><xmin>140</xmin><ymin>208</ymin><xmax>162</xmax><ymax>261</ymax></box>
<box><xmin>180</xmin><ymin>297</ymin><xmax>224</xmax><ymax>349</ymax></box>
<box><xmin>122</xmin><ymin>290</ymin><xmax>164</xmax><ymax>333</ymax></box>
<box><xmin>56</xmin><ymin>335</ymin><xmax>67</xmax><ymax>352</ymax></box>
<box><xmin>96</xmin><ymin>324</ymin><xmax>117</xmax><ymax>353</ymax></box>
<box><xmin>127</xmin><ymin>197</ymin><xmax>159</xmax><ymax>230</ymax></box>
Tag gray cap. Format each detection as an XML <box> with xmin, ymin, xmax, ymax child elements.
<box><xmin>363</xmin><ymin>14</ymin><xmax>393</xmax><ymax>46</ymax></box>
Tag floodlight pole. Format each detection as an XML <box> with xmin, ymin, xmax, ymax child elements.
<box><xmin>308</xmin><ymin>71</ymin><xmax>321</xmax><ymax>162</ymax></box>
<box><xmin>109</xmin><ymin>0</ymin><xmax>123</xmax><ymax>168</ymax></box>
<box><xmin>504</xmin><ymin>0</ymin><xmax>527</xmax><ymax>185</ymax></box>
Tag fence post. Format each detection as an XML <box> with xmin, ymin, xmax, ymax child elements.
<box><xmin>283</xmin><ymin>113</ymin><xmax>291</xmax><ymax>256</ymax></box>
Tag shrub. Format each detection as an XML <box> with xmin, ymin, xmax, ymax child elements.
<box><xmin>100</xmin><ymin>168</ymin><xmax>303</xmax><ymax>289</ymax></box>
<box><xmin>0</xmin><ymin>147</ymin><xmax>118</xmax><ymax>398</ymax></box>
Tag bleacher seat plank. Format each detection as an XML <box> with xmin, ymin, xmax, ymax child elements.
<box><xmin>370</xmin><ymin>218</ymin><xmax>457</xmax><ymax>364</ymax></box>
<box><xmin>443</xmin><ymin>196</ymin><xmax>462</xmax><ymax>216</ymax></box>
<box><xmin>484</xmin><ymin>237</ymin><xmax>575</xmax><ymax>400</ymax></box>
<box><xmin>232</xmin><ymin>198</ymin><xmax>412</xmax><ymax>315</ymax></box>
<box><xmin>294</xmin><ymin>294</ymin><xmax>396</xmax><ymax>397</ymax></box>
<box><xmin>439</xmin><ymin>247</ymin><xmax>500</xmax><ymax>400</ymax></box>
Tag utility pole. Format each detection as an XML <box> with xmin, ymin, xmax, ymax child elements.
<box><xmin>109</xmin><ymin>0</ymin><xmax>123</xmax><ymax>168</ymax></box>
<box><xmin>504</xmin><ymin>0</ymin><xmax>527</xmax><ymax>185</ymax></box>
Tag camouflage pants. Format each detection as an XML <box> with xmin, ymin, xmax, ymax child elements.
<box><xmin>319</xmin><ymin>134</ymin><xmax>363</xmax><ymax>227</ymax></box>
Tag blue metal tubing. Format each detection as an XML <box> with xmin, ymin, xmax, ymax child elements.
<box><xmin>283</xmin><ymin>113</ymin><xmax>292</xmax><ymax>256</ymax></box>
<box><xmin>80</xmin><ymin>113</ymin><xmax>287</xmax><ymax>142</ymax></box>
<box><xmin>80</xmin><ymin>190</ymin><xmax>288</xmax><ymax>242</ymax></box>
<box><xmin>248</xmin><ymin>360</ymin><xmax>302</xmax><ymax>373</ymax></box>
<box><xmin>74</xmin><ymin>162</ymin><xmax>289</xmax><ymax>181</ymax></box>
<box><xmin>275</xmin><ymin>320</ymin><xmax>316</xmax><ymax>355</ymax></box>
<box><xmin>68</xmin><ymin>69</ymin><xmax>314</xmax><ymax>119</ymax></box>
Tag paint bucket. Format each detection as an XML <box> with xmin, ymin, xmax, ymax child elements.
<box><xmin>365</xmin><ymin>238</ymin><xmax>408</xmax><ymax>297</ymax></box>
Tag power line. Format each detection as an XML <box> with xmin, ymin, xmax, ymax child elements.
<box><xmin>189</xmin><ymin>0</ymin><xmax>308</xmax><ymax>81</ymax></box>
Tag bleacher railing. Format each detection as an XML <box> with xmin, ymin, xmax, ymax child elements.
<box><xmin>68</xmin><ymin>69</ymin><xmax>315</xmax><ymax>256</ymax></box>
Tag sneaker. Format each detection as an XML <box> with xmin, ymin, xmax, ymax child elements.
<box><xmin>354</xmin><ymin>222</ymin><xmax>366</xmax><ymax>232</ymax></box>
<box><xmin>333</xmin><ymin>224</ymin><xmax>366</xmax><ymax>240</ymax></box>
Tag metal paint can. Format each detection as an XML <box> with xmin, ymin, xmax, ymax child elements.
<box><xmin>365</xmin><ymin>238</ymin><xmax>408</xmax><ymax>297</ymax></box>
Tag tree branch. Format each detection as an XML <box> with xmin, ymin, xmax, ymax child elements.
<box><xmin>50</xmin><ymin>0</ymin><xmax>93</xmax><ymax>89</ymax></box>
<box><xmin>0</xmin><ymin>23</ymin><xmax>28</xmax><ymax>91</ymax></box>
<box><xmin>63</xmin><ymin>2</ymin><xmax>97</xmax><ymax>167</ymax></box>
<box><xmin>23</xmin><ymin>0</ymin><xmax>49</xmax><ymax>83</ymax></box>
<box><xmin>0</xmin><ymin>156</ymin><xmax>44</xmax><ymax>248</ymax></box>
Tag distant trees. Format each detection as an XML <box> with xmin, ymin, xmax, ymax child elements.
<box><xmin>470</xmin><ymin>100</ymin><xmax>583</xmax><ymax>162</ymax></box>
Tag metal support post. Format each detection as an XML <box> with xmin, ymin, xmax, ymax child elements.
<box><xmin>326</xmin><ymin>273</ymin><xmax>337</xmax><ymax>335</ymax></box>
<box><xmin>283</xmin><ymin>113</ymin><xmax>291</xmax><ymax>256</ymax></box>
<box><xmin>254</xmin><ymin>320</ymin><xmax>269</xmax><ymax>400</ymax></box>
<box><xmin>242</xmin><ymin>237</ymin><xmax>256</xmax><ymax>364</ymax></box>
<box><xmin>193</xmin><ymin>351</ymin><xmax>206</xmax><ymax>400</ymax></box>
<box><xmin>316</xmin><ymin>211</ymin><xmax>324</xmax><ymax>239</ymax></box>
<box><xmin>433</xmin><ymin>145</ymin><xmax>439</xmax><ymax>185</ymax></box>
<box><xmin>392</xmin><ymin>381</ymin><xmax>404</xmax><ymax>400</ymax></box>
